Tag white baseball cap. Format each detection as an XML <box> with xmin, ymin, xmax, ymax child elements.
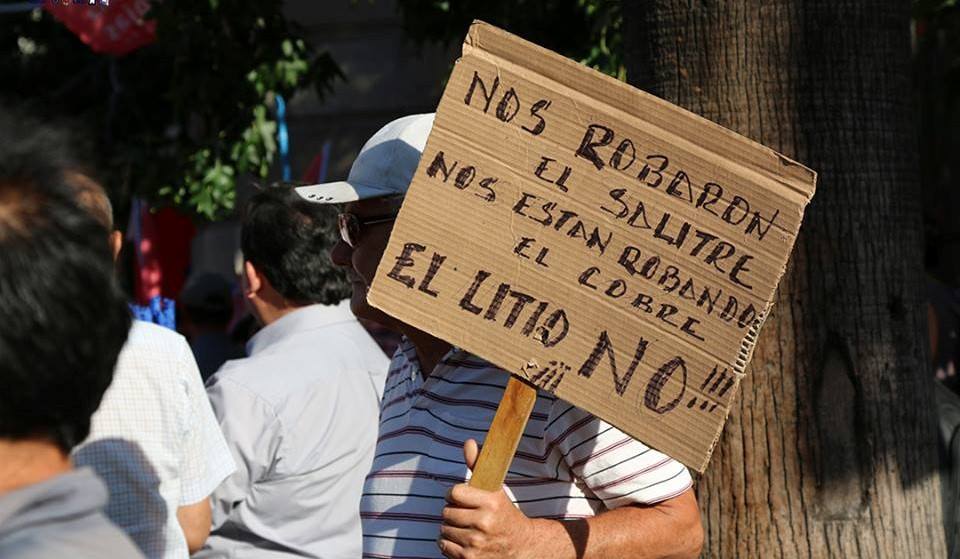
<box><xmin>296</xmin><ymin>113</ymin><xmax>435</xmax><ymax>204</ymax></box>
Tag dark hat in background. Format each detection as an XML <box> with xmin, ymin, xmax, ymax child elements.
<box><xmin>180</xmin><ymin>273</ymin><xmax>234</xmax><ymax>325</ymax></box>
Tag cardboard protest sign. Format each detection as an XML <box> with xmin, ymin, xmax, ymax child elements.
<box><xmin>368</xmin><ymin>21</ymin><xmax>816</xmax><ymax>472</ymax></box>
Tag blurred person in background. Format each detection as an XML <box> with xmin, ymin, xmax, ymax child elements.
<box><xmin>930</xmin><ymin>278</ymin><xmax>960</xmax><ymax>389</ymax></box>
<box><xmin>926</xmin><ymin>214</ymin><xmax>960</xmax><ymax>555</ymax></box>
<box><xmin>927</xmin><ymin>213</ymin><xmax>960</xmax><ymax>390</ymax></box>
<box><xmin>0</xmin><ymin>112</ymin><xmax>143</xmax><ymax>558</ymax></box>
<box><xmin>180</xmin><ymin>273</ymin><xmax>245</xmax><ymax>382</ymax></box>
<box><xmin>199</xmin><ymin>186</ymin><xmax>389</xmax><ymax>558</ymax></box>
<box><xmin>68</xmin><ymin>173</ymin><xmax>236</xmax><ymax>558</ymax></box>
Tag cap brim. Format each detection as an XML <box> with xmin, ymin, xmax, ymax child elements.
<box><xmin>295</xmin><ymin>181</ymin><xmax>400</xmax><ymax>204</ymax></box>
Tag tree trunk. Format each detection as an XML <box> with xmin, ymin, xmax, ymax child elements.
<box><xmin>623</xmin><ymin>1</ymin><xmax>946</xmax><ymax>556</ymax></box>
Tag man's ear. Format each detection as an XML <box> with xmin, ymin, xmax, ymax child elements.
<box><xmin>243</xmin><ymin>261</ymin><xmax>262</xmax><ymax>298</ymax></box>
<box><xmin>109</xmin><ymin>230</ymin><xmax>123</xmax><ymax>263</ymax></box>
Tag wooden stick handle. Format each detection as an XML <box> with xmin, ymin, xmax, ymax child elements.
<box><xmin>469</xmin><ymin>376</ymin><xmax>539</xmax><ymax>491</ymax></box>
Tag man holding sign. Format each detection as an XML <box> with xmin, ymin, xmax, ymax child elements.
<box><xmin>296</xmin><ymin>113</ymin><xmax>702</xmax><ymax>559</ymax></box>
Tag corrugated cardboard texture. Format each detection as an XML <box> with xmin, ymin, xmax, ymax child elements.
<box><xmin>368</xmin><ymin>21</ymin><xmax>816</xmax><ymax>472</ymax></box>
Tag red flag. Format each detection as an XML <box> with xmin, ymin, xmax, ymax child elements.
<box><xmin>128</xmin><ymin>200</ymin><xmax>195</xmax><ymax>304</ymax></box>
<box><xmin>44</xmin><ymin>0</ymin><xmax>156</xmax><ymax>57</ymax></box>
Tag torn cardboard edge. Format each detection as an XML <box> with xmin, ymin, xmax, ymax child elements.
<box><xmin>697</xmin><ymin>308</ymin><xmax>770</xmax><ymax>471</ymax></box>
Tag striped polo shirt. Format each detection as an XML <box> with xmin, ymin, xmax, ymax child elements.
<box><xmin>360</xmin><ymin>340</ymin><xmax>693</xmax><ymax>559</ymax></box>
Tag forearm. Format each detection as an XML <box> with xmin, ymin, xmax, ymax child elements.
<box><xmin>528</xmin><ymin>490</ymin><xmax>702</xmax><ymax>559</ymax></box>
<box><xmin>177</xmin><ymin>498</ymin><xmax>212</xmax><ymax>554</ymax></box>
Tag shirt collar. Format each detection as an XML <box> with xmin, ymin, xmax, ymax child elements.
<box><xmin>247</xmin><ymin>300</ymin><xmax>354</xmax><ymax>356</ymax></box>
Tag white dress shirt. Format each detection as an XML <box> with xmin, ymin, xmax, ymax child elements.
<box><xmin>74</xmin><ymin>320</ymin><xmax>236</xmax><ymax>559</ymax></box>
<box><xmin>200</xmin><ymin>300</ymin><xmax>389</xmax><ymax>559</ymax></box>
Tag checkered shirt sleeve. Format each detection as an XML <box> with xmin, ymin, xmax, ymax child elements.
<box><xmin>176</xmin><ymin>342</ymin><xmax>235</xmax><ymax>505</ymax></box>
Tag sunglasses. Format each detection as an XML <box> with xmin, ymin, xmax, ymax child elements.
<box><xmin>338</xmin><ymin>212</ymin><xmax>398</xmax><ymax>247</ymax></box>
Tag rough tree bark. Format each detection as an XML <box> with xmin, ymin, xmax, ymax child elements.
<box><xmin>623</xmin><ymin>1</ymin><xmax>947</xmax><ymax>557</ymax></box>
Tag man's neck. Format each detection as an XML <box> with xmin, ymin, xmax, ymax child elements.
<box><xmin>0</xmin><ymin>438</ymin><xmax>71</xmax><ymax>494</ymax></box>
<box><xmin>403</xmin><ymin>328</ymin><xmax>452</xmax><ymax>377</ymax></box>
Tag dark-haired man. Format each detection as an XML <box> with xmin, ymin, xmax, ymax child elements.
<box><xmin>296</xmin><ymin>113</ymin><xmax>703</xmax><ymax>559</ymax></box>
<box><xmin>199</xmin><ymin>186</ymin><xmax>389</xmax><ymax>558</ymax></box>
<box><xmin>0</xmin><ymin>114</ymin><xmax>143</xmax><ymax>558</ymax></box>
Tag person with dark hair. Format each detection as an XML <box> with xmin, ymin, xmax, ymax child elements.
<box><xmin>67</xmin><ymin>175</ymin><xmax>235</xmax><ymax>559</ymax></box>
<box><xmin>199</xmin><ymin>186</ymin><xmax>389</xmax><ymax>558</ymax></box>
<box><xmin>0</xmin><ymin>113</ymin><xmax>144</xmax><ymax>558</ymax></box>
